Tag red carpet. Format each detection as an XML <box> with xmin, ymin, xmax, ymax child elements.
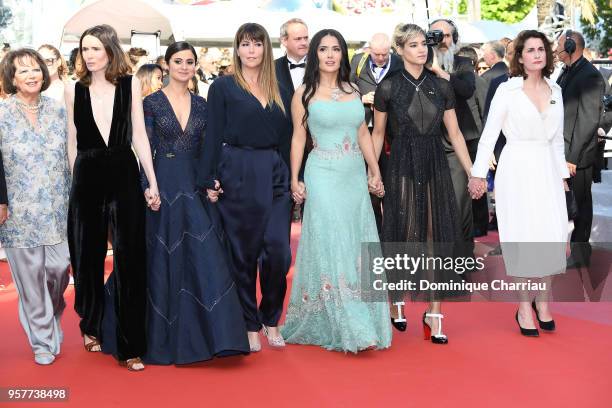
<box><xmin>1</xmin><ymin>225</ymin><xmax>611</xmax><ymax>407</ymax></box>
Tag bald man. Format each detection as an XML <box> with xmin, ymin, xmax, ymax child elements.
<box><xmin>555</xmin><ymin>30</ymin><xmax>610</xmax><ymax>268</ymax></box>
<box><xmin>350</xmin><ymin>33</ymin><xmax>402</xmax><ymax>235</ymax></box>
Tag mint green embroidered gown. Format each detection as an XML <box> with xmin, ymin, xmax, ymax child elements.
<box><xmin>281</xmin><ymin>97</ymin><xmax>392</xmax><ymax>353</ymax></box>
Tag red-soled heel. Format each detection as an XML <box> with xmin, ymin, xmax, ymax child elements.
<box><xmin>422</xmin><ymin>312</ymin><xmax>448</xmax><ymax>344</ymax></box>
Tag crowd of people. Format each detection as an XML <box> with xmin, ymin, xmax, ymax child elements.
<box><xmin>0</xmin><ymin>16</ymin><xmax>610</xmax><ymax>370</ymax></box>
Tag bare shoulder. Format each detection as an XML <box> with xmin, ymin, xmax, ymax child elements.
<box><xmin>294</xmin><ymin>84</ymin><xmax>306</xmax><ymax>97</ymax></box>
<box><xmin>131</xmin><ymin>75</ymin><xmax>142</xmax><ymax>88</ymax></box>
<box><xmin>291</xmin><ymin>85</ymin><xmax>306</xmax><ymax>106</ymax></box>
<box><xmin>64</xmin><ymin>80</ymin><xmax>76</xmax><ymax>101</ymax></box>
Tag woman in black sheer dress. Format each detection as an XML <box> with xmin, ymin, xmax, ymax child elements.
<box><xmin>372</xmin><ymin>24</ymin><xmax>473</xmax><ymax>344</ymax></box>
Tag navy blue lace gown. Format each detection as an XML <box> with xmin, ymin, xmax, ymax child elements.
<box><xmin>103</xmin><ymin>90</ymin><xmax>249</xmax><ymax>364</ymax></box>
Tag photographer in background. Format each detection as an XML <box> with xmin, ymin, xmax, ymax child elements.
<box><xmin>428</xmin><ymin>19</ymin><xmax>477</xmax><ymax>246</ymax></box>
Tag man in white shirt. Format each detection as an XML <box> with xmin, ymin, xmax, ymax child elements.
<box><xmin>275</xmin><ymin>18</ymin><xmax>309</xmax><ymax>97</ymax></box>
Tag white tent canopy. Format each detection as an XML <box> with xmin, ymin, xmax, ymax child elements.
<box><xmin>60</xmin><ymin>0</ymin><xmax>536</xmax><ymax>49</ymax></box>
<box><xmin>164</xmin><ymin>2</ymin><xmax>415</xmax><ymax>46</ymax></box>
<box><xmin>61</xmin><ymin>0</ymin><xmax>174</xmax><ymax>45</ymax></box>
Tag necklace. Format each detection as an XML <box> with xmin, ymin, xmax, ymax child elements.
<box><xmin>321</xmin><ymin>84</ymin><xmax>343</xmax><ymax>101</ymax></box>
<box><xmin>401</xmin><ymin>72</ymin><xmax>427</xmax><ymax>92</ymax></box>
<box><xmin>330</xmin><ymin>87</ymin><xmax>343</xmax><ymax>101</ymax></box>
<box><xmin>16</xmin><ymin>97</ymin><xmax>42</xmax><ymax>112</ymax></box>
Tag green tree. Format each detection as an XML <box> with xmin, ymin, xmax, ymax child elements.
<box><xmin>459</xmin><ymin>0</ymin><xmax>536</xmax><ymax>23</ymax></box>
<box><xmin>580</xmin><ymin>0</ymin><xmax>611</xmax><ymax>53</ymax></box>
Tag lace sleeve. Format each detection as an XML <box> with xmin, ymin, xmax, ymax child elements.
<box><xmin>373</xmin><ymin>78</ymin><xmax>393</xmax><ymax>112</ymax></box>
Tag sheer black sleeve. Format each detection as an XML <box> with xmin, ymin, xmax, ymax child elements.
<box><xmin>437</xmin><ymin>78</ymin><xmax>456</xmax><ymax>111</ymax></box>
<box><xmin>373</xmin><ymin>78</ymin><xmax>393</xmax><ymax>112</ymax></box>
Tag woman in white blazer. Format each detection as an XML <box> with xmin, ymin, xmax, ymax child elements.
<box><xmin>469</xmin><ymin>30</ymin><xmax>569</xmax><ymax>337</ymax></box>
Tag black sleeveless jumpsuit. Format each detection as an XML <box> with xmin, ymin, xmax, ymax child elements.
<box><xmin>68</xmin><ymin>75</ymin><xmax>146</xmax><ymax>360</ymax></box>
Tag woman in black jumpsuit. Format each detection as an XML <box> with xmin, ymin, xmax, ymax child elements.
<box><xmin>66</xmin><ymin>25</ymin><xmax>160</xmax><ymax>371</ymax></box>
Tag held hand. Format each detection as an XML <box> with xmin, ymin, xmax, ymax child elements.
<box><xmin>291</xmin><ymin>180</ymin><xmax>306</xmax><ymax>204</ymax></box>
<box><xmin>0</xmin><ymin>204</ymin><xmax>8</xmax><ymax>225</ymax></box>
<box><xmin>598</xmin><ymin>127</ymin><xmax>606</xmax><ymax>142</ymax></box>
<box><xmin>467</xmin><ymin>177</ymin><xmax>487</xmax><ymax>199</ymax></box>
<box><xmin>207</xmin><ymin>180</ymin><xmax>223</xmax><ymax>203</ymax></box>
<box><xmin>368</xmin><ymin>174</ymin><xmax>385</xmax><ymax>198</ymax></box>
<box><xmin>488</xmin><ymin>154</ymin><xmax>497</xmax><ymax>171</ymax></box>
<box><xmin>146</xmin><ymin>185</ymin><xmax>161</xmax><ymax>211</ymax></box>
<box><xmin>563</xmin><ymin>179</ymin><xmax>570</xmax><ymax>192</ymax></box>
<box><xmin>566</xmin><ymin>162</ymin><xmax>577</xmax><ymax>177</ymax></box>
<box><xmin>361</xmin><ymin>92</ymin><xmax>375</xmax><ymax>105</ymax></box>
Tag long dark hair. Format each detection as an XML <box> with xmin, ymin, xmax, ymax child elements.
<box><xmin>301</xmin><ymin>29</ymin><xmax>355</xmax><ymax>126</ymax></box>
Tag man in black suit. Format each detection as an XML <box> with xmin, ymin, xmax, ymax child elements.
<box><xmin>275</xmin><ymin>18</ymin><xmax>309</xmax><ymax>98</ymax></box>
<box><xmin>481</xmin><ymin>41</ymin><xmax>508</xmax><ymax>86</ymax></box>
<box><xmin>275</xmin><ymin>18</ymin><xmax>309</xmax><ymax>220</ymax></box>
<box><xmin>457</xmin><ymin>46</ymin><xmax>489</xmax><ymax>237</ymax></box>
<box><xmin>429</xmin><ymin>19</ymin><xmax>477</xmax><ymax>245</ymax></box>
<box><xmin>556</xmin><ymin>31</ymin><xmax>610</xmax><ymax>267</ymax></box>
<box><xmin>349</xmin><ymin>33</ymin><xmax>401</xmax><ymax>234</ymax></box>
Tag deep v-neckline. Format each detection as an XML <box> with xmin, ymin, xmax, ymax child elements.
<box><xmin>521</xmin><ymin>86</ymin><xmax>551</xmax><ymax>115</ymax></box>
<box><xmin>87</xmin><ymin>85</ymin><xmax>118</xmax><ymax>147</ymax></box>
<box><xmin>161</xmin><ymin>90</ymin><xmax>192</xmax><ymax>133</ymax></box>
<box><xmin>251</xmin><ymin>92</ymin><xmax>269</xmax><ymax>110</ymax></box>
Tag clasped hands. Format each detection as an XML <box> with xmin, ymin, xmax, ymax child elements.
<box><xmin>144</xmin><ymin>185</ymin><xmax>161</xmax><ymax>211</ymax></box>
<box><xmin>368</xmin><ymin>172</ymin><xmax>385</xmax><ymax>198</ymax></box>
<box><xmin>467</xmin><ymin>177</ymin><xmax>487</xmax><ymax>199</ymax></box>
<box><xmin>291</xmin><ymin>181</ymin><xmax>306</xmax><ymax>205</ymax></box>
<box><xmin>207</xmin><ymin>180</ymin><xmax>224</xmax><ymax>203</ymax></box>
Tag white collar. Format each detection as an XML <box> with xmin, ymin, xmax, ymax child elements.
<box><xmin>287</xmin><ymin>55</ymin><xmax>307</xmax><ymax>65</ymax></box>
<box><xmin>505</xmin><ymin>75</ymin><xmax>561</xmax><ymax>92</ymax></box>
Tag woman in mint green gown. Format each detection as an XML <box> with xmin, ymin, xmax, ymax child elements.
<box><xmin>281</xmin><ymin>29</ymin><xmax>392</xmax><ymax>352</ymax></box>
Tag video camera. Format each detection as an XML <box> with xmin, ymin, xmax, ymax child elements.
<box><xmin>426</xmin><ymin>30</ymin><xmax>444</xmax><ymax>46</ymax></box>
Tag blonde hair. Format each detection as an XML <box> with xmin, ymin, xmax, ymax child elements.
<box><xmin>232</xmin><ymin>23</ymin><xmax>285</xmax><ymax>113</ymax></box>
<box><xmin>393</xmin><ymin>23</ymin><xmax>426</xmax><ymax>49</ymax></box>
<box><xmin>135</xmin><ymin>64</ymin><xmax>162</xmax><ymax>98</ymax></box>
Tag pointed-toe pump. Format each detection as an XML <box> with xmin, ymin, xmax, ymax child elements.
<box><xmin>531</xmin><ymin>301</ymin><xmax>555</xmax><ymax>332</ymax></box>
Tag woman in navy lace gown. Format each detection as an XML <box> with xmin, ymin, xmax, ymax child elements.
<box><xmin>104</xmin><ymin>42</ymin><xmax>249</xmax><ymax>364</ymax></box>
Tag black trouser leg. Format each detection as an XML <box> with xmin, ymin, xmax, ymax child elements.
<box><xmin>570</xmin><ymin>166</ymin><xmax>593</xmax><ymax>266</ymax></box>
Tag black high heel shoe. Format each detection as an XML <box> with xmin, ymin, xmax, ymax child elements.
<box><xmin>422</xmin><ymin>312</ymin><xmax>448</xmax><ymax>344</ymax></box>
<box><xmin>390</xmin><ymin>317</ymin><xmax>407</xmax><ymax>332</ymax></box>
<box><xmin>515</xmin><ymin>311</ymin><xmax>539</xmax><ymax>337</ymax></box>
<box><xmin>531</xmin><ymin>301</ymin><xmax>556</xmax><ymax>331</ymax></box>
<box><xmin>390</xmin><ymin>303</ymin><xmax>407</xmax><ymax>332</ymax></box>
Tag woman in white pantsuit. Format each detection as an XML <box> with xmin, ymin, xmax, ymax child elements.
<box><xmin>469</xmin><ymin>30</ymin><xmax>569</xmax><ymax>337</ymax></box>
<box><xmin>0</xmin><ymin>49</ymin><xmax>72</xmax><ymax>364</ymax></box>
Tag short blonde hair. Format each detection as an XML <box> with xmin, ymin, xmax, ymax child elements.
<box><xmin>393</xmin><ymin>23</ymin><xmax>426</xmax><ymax>49</ymax></box>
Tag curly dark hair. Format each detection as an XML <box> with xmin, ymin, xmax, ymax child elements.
<box><xmin>510</xmin><ymin>30</ymin><xmax>554</xmax><ymax>79</ymax></box>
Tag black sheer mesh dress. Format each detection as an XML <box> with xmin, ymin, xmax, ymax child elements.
<box><xmin>375</xmin><ymin>69</ymin><xmax>464</xmax><ymax>301</ymax></box>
